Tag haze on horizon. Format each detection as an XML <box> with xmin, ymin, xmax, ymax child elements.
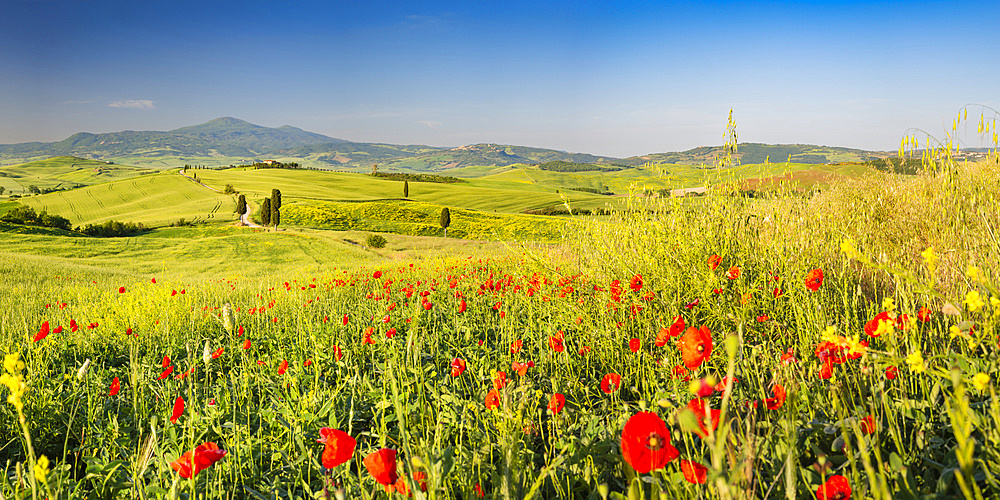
<box><xmin>1</xmin><ymin>0</ymin><xmax>998</xmax><ymax>158</ymax></box>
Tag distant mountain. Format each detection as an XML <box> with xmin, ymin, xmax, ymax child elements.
<box><xmin>0</xmin><ymin>118</ymin><xmax>889</xmax><ymax>170</ymax></box>
<box><xmin>0</xmin><ymin>117</ymin><xmax>344</xmax><ymax>161</ymax></box>
<box><xmin>622</xmin><ymin>143</ymin><xmax>887</xmax><ymax>166</ymax></box>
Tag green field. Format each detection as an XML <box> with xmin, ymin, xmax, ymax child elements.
<box><xmin>17</xmin><ymin>172</ymin><xmax>235</xmax><ymax>228</ymax></box>
<box><xmin>0</xmin><ymin>156</ymin><xmax>153</xmax><ymax>196</ymax></box>
<box><xmin>191</xmin><ymin>168</ymin><xmax>615</xmax><ymax>214</ymax></box>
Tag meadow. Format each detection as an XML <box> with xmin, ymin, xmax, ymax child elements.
<box><xmin>1</xmin><ymin>118</ymin><xmax>1000</xmax><ymax>499</ymax></box>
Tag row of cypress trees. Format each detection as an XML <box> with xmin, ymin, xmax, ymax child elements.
<box><xmin>234</xmin><ymin>185</ymin><xmax>453</xmax><ymax>236</ymax></box>
<box><xmin>234</xmin><ymin>189</ymin><xmax>281</xmax><ymax>229</ymax></box>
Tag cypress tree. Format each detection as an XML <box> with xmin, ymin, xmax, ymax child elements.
<box><xmin>236</xmin><ymin>194</ymin><xmax>247</xmax><ymax>216</ymax></box>
<box><xmin>271</xmin><ymin>203</ymin><xmax>280</xmax><ymax>230</ymax></box>
<box><xmin>440</xmin><ymin>207</ymin><xmax>451</xmax><ymax>238</ymax></box>
<box><xmin>271</xmin><ymin>189</ymin><xmax>282</xmax><ymax>210</ymax></box>
<box><xmin>403</xmin><ymin>181</ymin><xmax>409</xmax><ymax>198</ymax></box>
<box><xmin>261</xmin><ymin>197</ymin><xmax>272</xmax><ymax>227</ymax></box>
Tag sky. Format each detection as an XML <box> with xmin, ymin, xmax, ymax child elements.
<box><xmin>1</xmin><ymin>0</ymin><xmax>998</xmax><ymax>158</ymax></box>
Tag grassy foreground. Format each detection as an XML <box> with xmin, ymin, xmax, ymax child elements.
<box><xmin>0</xmin><ymin>157</ymin><xmax>999</xmax><ymax>499</ymax></box>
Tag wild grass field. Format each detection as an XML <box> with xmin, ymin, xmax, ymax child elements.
<box><xmin>1</xmin><ymin>112</ymin><xmax>1000</xmax><ymax>499</ymax></box>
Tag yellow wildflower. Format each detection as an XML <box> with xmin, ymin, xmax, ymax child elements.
<box><xmin>972</xmin><ymin>372</ymin><xmax>991</xmax><ymax>391</ymax></box>
<box><xmin>845</xmin><ymin>335</ymin><xmax>867</xmax><ymax>357</ymax></box>
<box><xmin>966</xmin><ymin>265</ymin><xmax>982</xmax><ymax>282</ymax></box>
<box><xmin>905</xmin><ymin>351</ymin><xmax>926</xmax><ymax>374</ymax></box>
<box><xmin>921</xmin><ymin>246</ymin><xmax>938</xmax><ymax>272</ymax></box>
<box><xmin>874</xmin><ymin>319</ymin><xmax>894</xmax><ymax>337</ymax></box>
<box><xmin>882</xmin><ymin>297</ymin><xmax>896</xmax><ymax>312</ymax></box>
<box><xmin>840</xmin><ymin>238</ymin><xmax>858</xmax><ymax>259</ymax></box>
<box><xmin>821</xmin><ymin>325</ymin><xmax>838</xmax><ymax>342</ymax></box>
<box><xmin>33</xmin><ymin>455</ymin><xmax>49</xmax><ymax>483</ymax></box>
<box><xmin>965</xmin><ymin>291</ymin><xmax>985</xmax><ymax>313</ymax></box>
<box><xmin>949</xmin><ymin>325</ymin><xmax>962</xmax><ymax>339</ymax></box>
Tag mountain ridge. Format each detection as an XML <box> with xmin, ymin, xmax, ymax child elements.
<box><xmin>0</xmin><ymin>117</ymin><xmax>887</xmax><ymax>170</ymax></box>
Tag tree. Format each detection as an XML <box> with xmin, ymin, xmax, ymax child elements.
<box><xmin>236</xmin><ymin>194</ymin><xmax>247</xmax><ymax>217</ymax></box>
<box><xmin>403</xmin><ymin>181</ymin><xmax>409</xmax><ymax>198</ymax></box>
<box><xmin>0</xmin><ymin>187</ymin><xmax>5</xmax><ymax>195</ymax></box>
<box><xmin>440</xmin><ymin>207</ymin><xmax>451</xmax><ymax>238</ymax></box>
<box><xmin>271</xmin><ymin>202</ymin><xmax>280</xmax><ymax>230</ymax></box>
<box><xmin>260</xmin><ymin>197</ymin><xmax>272</xmax><ymax>227</ymax></box>
<box><xmin>271</xmin><ymin>189</ymin><xmax>282</xmax><ymax>210</ymax></box>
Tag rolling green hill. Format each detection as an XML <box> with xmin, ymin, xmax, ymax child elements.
<box><xmin>17</xmin><ymin>172</ymin><xmax>235</xmax><ymax>227</ymax></box>
<box><xmin>192</xmin><ymin>168</ymin><xmax>613</xmax><ymax>214</ymax></box>
<box><xmin>0</xmin><ymin>156</ymin><xmax>153</xmax><ymax>195</ymax></box>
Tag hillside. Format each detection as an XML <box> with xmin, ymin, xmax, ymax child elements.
<box><xmin>0</xmin><ymin>156</ymin><xmax>153</xmax><ymax>196</ymax></box>
<box><xmin>622</xmin><ymin>143</ymin><xmax>889</xmax><ymax>166</ymax></box>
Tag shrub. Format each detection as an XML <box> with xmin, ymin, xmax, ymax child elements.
<box><xmin>366</xmin><ymin>234</ymin><xmax>387</xmax><ymax>248</ymax></box>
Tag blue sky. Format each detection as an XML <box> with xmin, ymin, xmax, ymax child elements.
<box><xmin>1</xmin><ymin>0</ymin><xmax>997</xmax><ymax>157</ymax></box>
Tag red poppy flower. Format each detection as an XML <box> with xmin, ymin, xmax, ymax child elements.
<box><xmin>33</xmin><ymin>321</ymin><xmax>50</xmax><ymax>342</ymax></box>
<box><xmin>54</xmin><ymin>325</ymin><xmax>64</xmax><ymax>334</ymax></box>
<box><xmin>364</xmin><ymin>448</ymin><xmax>398</xmax><ymax>487</ymax></box>
<box><xmin>170</xmin><ymin>442</ymin><xmax>227</xmax><ymax>479</ymax></box>
<box><xmin>816</xmin><ymin>475</ymin><xmax>851</xmax><ymax>500</ymax></box>
<box><xmin>677</xmin><ymin>325</ymin><xmax>713</xmax><ymax>370</ymax></box>
<box><xmin>917</xmin><ymin>307</ymin><xmax>931</xmax><ymax>322</ymax></box>
<box><xmin>548</xmin><ymin>393</ymin><xmax>565</xmax><ymax>413</ymax></box>
<box><xmin>317</xmin><ymin>428</ymin><xmax>356</xmax><ymax>469</ymax></box>
<box><xmin>242</xmin><ymin>339</ymin><xmax>251</xmax><ymax>350</ymax></box>
<box><xmin>629</xmin><ymin>274</ymin><xmax>643</xmax><ymax>292</ymax></box>
<box><xmin>601</xmin><ymin>373</ymin><xmax>622</xmax><ymax>394</ymax></box>
<box><xmin>278</xmin><ymin>360</ymin><xmax>288</xmax><ymax>375</ymax></box>
<box><xmin>773</xmin><ymin>287</ymin><xmax>784</xmax><ymax>297</ymax></box>
<box><xmin>725</xmin><ymin>266</ymin><xmax>740</xmax><ymax>280</ymax></box>
<box><xmin>450</xmin><ymin>358</ymin><xmax>466</xmax><ymax>377</ymax></box>
<box><xmin>412</xmin><ymin>471</ymin><xmax>428</xmax><ymax>492</ymax></box>
<box><xmin>859</xmin><ymin>415</ymin><xmax>876</xmax><ymax>435</ymax></box>
<box><xmin>304</xmin><ymin>359</ymin><xmax>313</xmax><ymax>367</ymax></box>
<box><xmin>493</xmin><ymin>371</ymin><xmax>508</xmax><ymax>390</ymax></box>
<box><xmin>620</xmin><ymin>412</ymin><xmax>679</xmax><ymax>473</ymax></box>
<box><xmin>707</xmin><ymin>254</ymin><xmax>722</xmax><ymax>270</ymax></box>
<box><xmin>373</xmin><ymin>270</ymin><xmax>383</xmax><ymax>279</ymax></box>
<box><xmin>713</xmin><ymin>376</ymin><xmax>738</xmax><ymax>393</ymax></box>
<box><xmin>548</xmin><ymin>331</ymin><xmax>565</xmax><ymax>353</ymax></box>
<box><xmin>864</xmin><ymin>312</ymin><xmax>892</xmax><ymax>337</ymax></box>
<box><xmin>423</xmin><ymin>302</ymin><xmax>433</xmax><ymax>310</ymax></box>
<box><xmin>687</xmin><ymin>399</ymin><xmax>721</xmax><ymax>438</ymax></box>
<box><xmin>109</xmin><ymin>377</ymin><xmax>120</xmax><ymax>396</ymax></box>
<box><xmin>475</xmin><ymin>483</ymin><xmax>485</xmax><ymax>498</ymax></box>
<box><xmin>342</xmin><ymin>314</ymin><xmax>349</xmax><ymax>326</ymax></box>
<box><xmin>511</xmin><ymin>361</ymin><xmax>533</xmax><ymax>376</ymax></box>
<box><xmin>818</xmin><ymin>358</ymin><xmax>834</xmax><ymax>379</ymax></box>
<box><xmin>237</xmin><ymin>325</ymin><xmax>244</xmax><ymax>336</ymax></box>
<box><xmin>157</xmin><ymin>366</ymin><xmax>174</xmax><ymax>380</ymax></box>
<box><xmin>756</xmin><ymin>315</ymin><xmax>769</xmax><ymax>322</ymax></box>
<box><xmin>485</xmin><ymin>389</ymin><xmax>501</xmax><ymax>409</ymax></box>
<box><xmin>578</xmin><ymin>345</ymin><xmax>591</xmax><ymax>356</ymax></box>
<box><xmin>211</xmin><ymin>348</ymin><xmax>224</xmax><ymax>359</ymax></box>
<box><xmin>629</xmin><ymin>338</ymin><xmax>641</xmax><ymax>353</ymax></box>
<box><xmin>458</xmin><ymin>298</ymin><xmax>467</xmax><ymax>313</ymax></box>
<box><xmin>170</xmin><ymin>396</ymin><xmax>184</xmax><ymax>423</ymax></box>
<box><xmin>655</xmin><ymin>315</ymin><xmax>685</xmax><ymax>347</ymax></box>
<box><xmin>334</xmin><ymin>345</ymin><xmax>343</xmax><ymax>361</ymax></box>
<box><xmin>510</xmin><ymin>339</ymin><xmax>523</xmax><ymax>354</ymax></box>
<box><xmin>680</xmin><ymin>460</ymin><xmax>708</xmax><ymax>484</ymax></box>
<box><xmin>885</xmin><ymin>366</ymin><xmax>898</xmax><ymax>380</ymax></box>
<box><xmin>805</xmin><ymin>268</ymin><xmax>824</xmax><ymax>291</ymax></box>
<box><xmin>765</xmin><ymin>384</ymin><xmax>787</xmax><ymax>410</ymax></box>
<box><xmin>118</xmin><ymin>286</ymin><xmax>126</xmax><ymax>294</ymax></box>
